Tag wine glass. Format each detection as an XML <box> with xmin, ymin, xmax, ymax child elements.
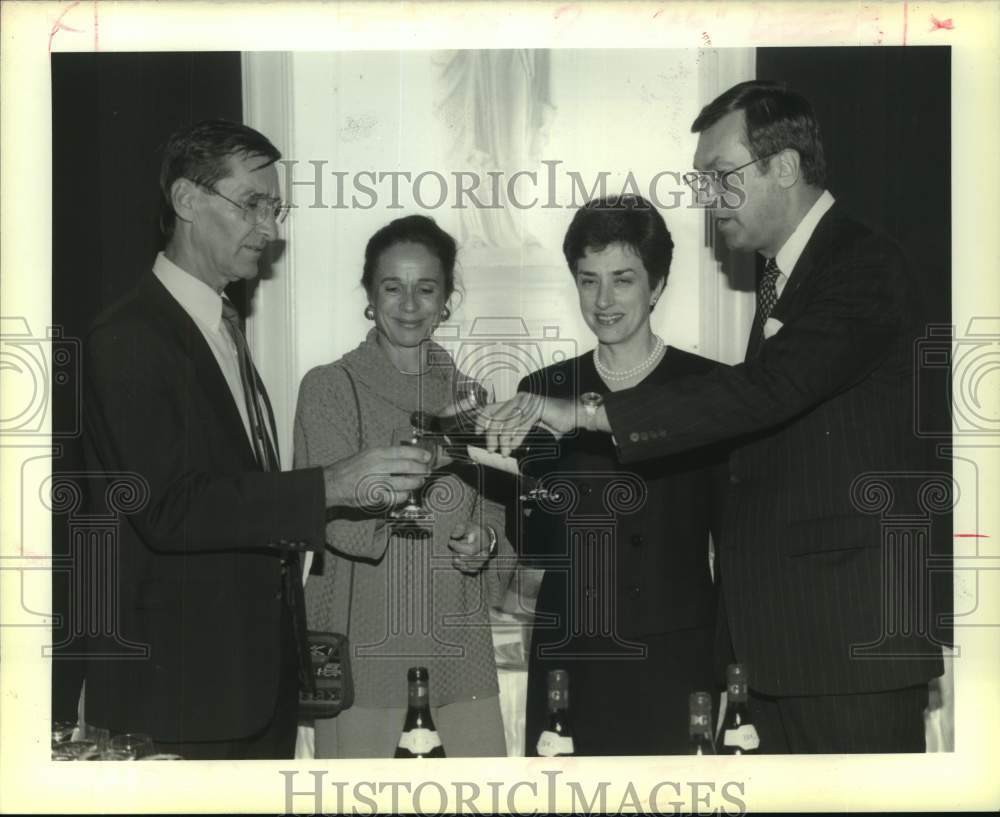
<box><xmin>110</xmin><ymin>732</ymin><xmax>154</xmax><ymax>759</ymax></box>
<box><xmin>98</xmin><ymin>748</ymin><xmax>135</xmax><ymax>761</ymax></box>
<box><xmin>52</xmin><ymin>740</ymin><xmax>99</xmax><ymax>760</ymax></box>
<box><xmin>52</xmin><ymin>719</ymin><xmax>78</xmax><ymax>747</ymax></box>
<box><xmin>81</xmin><ymin>724</ymin><xmax>110</xmax><ymax>753</ymax></box>
<box><xmin>388</xmin><ymin>426</ymin><xmax>435</xmax><ymax>526</ymax></box>
<box><xmin>452</xmin><ymin>378</ymin><xmax>495</xmax><ymax>425</ymax></box>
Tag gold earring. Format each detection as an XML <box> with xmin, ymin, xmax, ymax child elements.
<box><xmin>364</xmin><ymin>305</ymin><xmax>375</xmax><ymax>320</ymax></box>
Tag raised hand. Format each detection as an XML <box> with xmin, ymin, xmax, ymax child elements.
<box><xmin>447</xmin><ymin>520</ymin><xmax>492</xmax><ymax>575</ymax></box>
<box><xmin>474</xmin><ymin>393</ymin><xmax>578</xmax><ymax>455</ymax></box>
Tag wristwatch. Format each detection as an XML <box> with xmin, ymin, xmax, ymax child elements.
<box><xmin>579</xmin><ymin>391</ymin><xmax>604</xmax><ymax>432</ymax></box>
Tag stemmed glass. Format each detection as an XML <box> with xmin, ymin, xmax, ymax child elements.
<box><xmin>81</xmin><ymin>724</ymin><xmax>110</xmax><ymax>753</ymax></box>
<box><xmin>388</xmin><ymin>425</ymin><xmax>436</xmax><ymax>526</ymax></box>
<box><xmin>452</xmin><ymin>378</ymin><xmax>554</xmax><ymax>502</ymax></box>
<box><xmin>109</xmin><ymin>732</ymin><xmax>155</xmax><ymax>759</ymax></box>
<box><xmin>52</xmin><ymin>719</ymin><xmax>77</xmax><ymax>747</ymax></box>
<box><xmin>452</xmin><ymin>378</ymin><xmax>495</xmax><ymax>423</ymax></box>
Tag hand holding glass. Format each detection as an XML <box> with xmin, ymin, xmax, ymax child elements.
<box><xmin>388</xmin><ymin>427</ymin><xmax>436</xmax><ymax>524</ymax></box>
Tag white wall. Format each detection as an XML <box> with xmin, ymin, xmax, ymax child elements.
<box><xmin>245</xmin><ymin>48</ymin><xmax>754</xmax><ymax>462</ymax></box>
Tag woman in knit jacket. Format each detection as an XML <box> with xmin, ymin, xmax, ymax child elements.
<box><xmin>294</xmin><ymin>215</ymin><xmax>514</xmax><ymax>758</ymax></box>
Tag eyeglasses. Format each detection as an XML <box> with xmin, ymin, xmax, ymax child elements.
<box><xmin>201</xmin><ymin>184</ymin><xmax>290</xmax><ymax>225</ymax></box>
<box><xmin>682</xmin><ymin>152</ymin><xmax>781</xmax><ymax>196</ymax></box>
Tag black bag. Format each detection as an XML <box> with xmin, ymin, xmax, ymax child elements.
<box><xmin>299</xmin><ymin>584</ymin><xmax>354</xmax><ymax>718</ymax></box>
<box><xmin>298</xmin><ymin>366</ymin><xmax>362</xmax><ymax>719</ymax></box>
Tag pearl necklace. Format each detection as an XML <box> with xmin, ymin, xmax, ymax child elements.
<box><xmin>593</xmin><ymin>335</ymin><xmax>665</xmax><ymax>382</ymax></box>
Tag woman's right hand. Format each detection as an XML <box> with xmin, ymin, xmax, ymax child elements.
<box><xmin>322</xmin><ymin>445</ymin><xmax>432</xmax><ymax>510</ymax></box>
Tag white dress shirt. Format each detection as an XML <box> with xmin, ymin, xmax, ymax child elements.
<box><xmin>771</xmin><ymin>189</ymin><xmax>836</xmax><ymax>295</ymax></box>
<box><xmin>153</xmin><ymin>252</ymin><xmax>255</xmax><ymax>449</ymax></box>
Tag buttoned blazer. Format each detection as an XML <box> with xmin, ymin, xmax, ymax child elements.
<box><xmin>604</xmin><ymin>205</ymin><xmax>945</xmax><ymax>695</ymax></box>
<box><xmin>82</xmin><ymin>272</ymin><xmax>326</xmax><ymax>741</ymax></box>
<box><xmin>513</xmin><ymin>349</ymin><xmax>728</xmax><ymax>640</ymax></box>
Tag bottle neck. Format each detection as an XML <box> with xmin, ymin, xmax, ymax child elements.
<box><xmin>547</xmin><ymin>686</ymin><xmax>569</xmax><ymax>713</ymax></box>
<box><xmin>727</xmin><ymin>680</ymin><xmax>748</xmax><ymax>704</ymax></box>
<box><xmin>407</xmin><ymin>682</ymin><xmax>431</xmax><ymax>712</ymax></box>
<box><xmin>688</xmin><ymin>709</ymin><xmax>713</xmax><ymax>737</ymax></box>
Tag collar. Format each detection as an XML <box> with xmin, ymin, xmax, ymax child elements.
<box><xmin>340</xmin><ymin>328</ymin><xmax>455</xmax><ymax>405</ymax></box>
<box><xmin>153</xmin><ymin>252</ymin><xmax>224</xmax><ymax>331</ymax></box>
<box><xmin>772</xmin><ymin>189</ymin><xmax>836</xmax><ymax>277</ymax></box>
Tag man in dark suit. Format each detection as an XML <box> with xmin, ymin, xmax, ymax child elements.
<box><xmin>480</xmin><ymin>82</ymin><xmax>943</xmax><ymax>753</ymax></box>
<box><xmin>82</xmin><ymin>120</ymin><xmax>431</xmax><ymax>759</ymax></box>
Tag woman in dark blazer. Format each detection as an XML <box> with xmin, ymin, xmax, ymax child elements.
<box><xmin>518</xmin><ymin>195</ymin><xmax>729</xmax><ymax>756</ymax></box>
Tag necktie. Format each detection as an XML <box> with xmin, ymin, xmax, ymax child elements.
<box><xmin>747</xmin><ymin>257</ymin><xmax>782</xmax><ymax>358</ymax></box>
<box><xmin>220</xmin><ymin>298</ymin><xmax>280</xmax><ymax>471</ymax></box>
<box><xmin>221</xmin><ymin>298</ymin><xmax>312</xmax><ymax>689</ymax></box>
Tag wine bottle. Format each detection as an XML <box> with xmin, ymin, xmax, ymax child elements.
<box><xmin>535</xmin><ymin>669</ymin><xmax>575</xmax><ymax>756</ymax></box>
<box><xmin>687</xmin><ymin>691</ymin><xmax>716</xmax><ymax>755</ymax></box>
<box><xmin>410</xmin><ymin>410</ymin><xmax>560</xmax><ymax>499</ymax></box>
<box><xmin>394</xmin><ymin>667</ymin><xmax>446</xmax><ymax>758</ymax></box>
<box><xmin>720</xmin><ymin>663</ymin><xmax>760</xmax><ymax>754</ymax></box>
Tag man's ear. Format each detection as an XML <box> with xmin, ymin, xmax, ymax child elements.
<box><xmin>170</xmin><ymin>178</ymin><xmax>199</xmax><ymax>226</ymax></box>
<box><xmin>775</xmin><ymin>149</ymin><xmax>802</xmax><ymax>190</ymax></box>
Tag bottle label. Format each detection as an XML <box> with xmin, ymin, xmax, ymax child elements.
<box><xmin>536</xmin><ymin>731</ymin><xmax>575</xmax><ymax>757</ymax></box>
<box><xmin>466</xmin><ymin>445</ymin><xmax>521</xmax><ymax>476</ymax></box>
<box><xmin>722</xmin><ymin>724</ymin><xmax>760</xmax><ymax>751</ymax></box>
<box><xmin>397</xmin><ymin>728</ymin><xmax>442</xmax><ymax>755</ymax></box>
<box><xmin>548</xmin><ymin>688</ymin><xmax>568</xmax><ymax>707</ymax></box>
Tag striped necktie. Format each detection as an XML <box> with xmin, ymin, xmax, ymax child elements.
<box><xmin>747</xmin><ymin>257</ymin><xmax>782</xmax><ymax>358</ymax></box>
<box><xmin>221</xmin><ymin>297</ymin><xmax>313</xmax><ymax>689</ymax></box>
<box><xmin>220</xmin><ymin>298</ymin><xmax>280</xmax><ymax>471</ymax></box>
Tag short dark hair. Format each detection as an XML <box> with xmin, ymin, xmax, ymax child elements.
<box><xmin>159</xmin><ymin>119</ymin><xmax>281</xmax><ymax>239</ymax></box>
<box><xmin>361</xmin><ymin>215</ymin><xmax>458</xmax><ymax>300</ymax></box>
<box><xmin>692</xmin><ymin>80</ymin><xmax>826</xmax><ymax>187</ymax></box>
<box><xmin>562</xmin><ymin>195</ymin><xmax>674</xmax><ymax>289</ymax></box>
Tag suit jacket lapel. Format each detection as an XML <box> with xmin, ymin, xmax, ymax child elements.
<box><xmin>770</xmin><ymin>202</ymin><xmax>843</xmax><ymax>325</ymax></box>
<box><xmin>141</xmin><ymin>274</ymin><xmax>260</xmax><ymax>468</ymax></box>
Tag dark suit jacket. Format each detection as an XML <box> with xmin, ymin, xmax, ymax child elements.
<box><xmin>82</xmin><ymin>272</ymin><xmax>326</xmax><ymax>742</ymax></box>
<box><xmin>604</xmin><ymin>204</ymin><xmax>945</xmax><ymax>696</ymax></box>
<box><xmin>514</xmin><ymin>349</ymin><xmax>728</xmax><ymax>640</ymax></box>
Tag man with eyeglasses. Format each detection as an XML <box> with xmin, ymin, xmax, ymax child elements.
<box><xmin>479</xmin><ymin>82</ymin><xmax>943</xmax><ymax>753</ymax></box>
<box><xmin>81</xmin><ymin>120</ymin><xmax>432</xmax><ymax>758</ymax></box>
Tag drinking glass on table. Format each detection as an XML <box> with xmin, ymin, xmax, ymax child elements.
<box><xmin>388</xmin><ymin>426</ymin><xmax>436</xmax><ymax>525</ymax></box>
<box><xmin>110</xmin><ymin>732</ymin><xmax>154</xmax><ymax>759</ymax></box>
<box><xmin>52</xmin><ymin>740</ymin><xmax>99</xmax><ymax>760</ymax></box>
<box><xmin>52</xmin><ymin>719</ymin><xmax>77</xmax><ymax>747</ymax></box>
<box><xmin>99</xmin><ymin>749</ymin><xmax>135</xmax><ymax>761</ymax></box>
<box><xmin>81</xmin><ymin>724</ymin><xmax>110</xmax><ymax>753</ymax></box>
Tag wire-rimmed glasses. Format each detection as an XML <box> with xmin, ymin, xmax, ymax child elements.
<box><xmin>201</xmin><ymin>184</ymin><xmax>290</xmax><ymax>225</ymax></box>
<box><xmin>682</xmin><ymin>152</ymin><xmax>781</xmax><ymax>205</ymax></box>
